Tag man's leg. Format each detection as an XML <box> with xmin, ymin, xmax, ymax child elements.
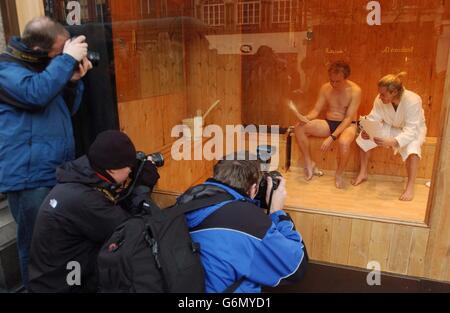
<box><xmin>352</xmin><ymin>148</ymin><xmax>371</xmax><ymax>186</ymax></box>
<box><xmin>294</xmin><ymin>120</ymin><xmax>330</xmax><ymax>180</ymax></box>
<box><xmin>336</xmin><ymin>124</ymin><xmax>357</xmax><ymax>189</ymax></box>
<box><xmin>400</xmin><ymin>154</ymin><xmax>419</xmax><ymax>201</ymax></box>
<box><xmin>6</xmin><ymin>187</ymin><xmax>51</xmax><ymax>288</ymax></box>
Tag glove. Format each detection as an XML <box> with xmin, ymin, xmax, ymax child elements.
<box><xmin>126</xmin><ymin>185</ymin><xmax>158</xmax><ymax>215</ymax></box>
<box><xmin>63</xmin><ymin>36</ymin><xmax>88</xmax><ymax>62</ymax></box>
<box><xmin>134</xmin><ymin>161</ymin><xmax>160</xmax><ymax>191</ymax></box>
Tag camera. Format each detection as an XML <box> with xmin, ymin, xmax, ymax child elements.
<box><xmin>255</xmin><ymin>145</ymin><xmax>282</xmax><ymax>211</ymax></box>
<box><xmin>136</xmin><ymin>151</ymin><xmax>164</xmax><ymax>168</ymax></box>
<box><xmin>70</xmin><ymin>36</ymin><xmax>100</xmax><ymax>68</ymax></box>
<box><xmin>117</xmin><ymin>151</ymin><xmax>164</xmax><ymax>202</ymax></box>
<box><xmin>86</xmin><ymin>50</ymin><xmax>100</xmax><ymax>67</ymax></box>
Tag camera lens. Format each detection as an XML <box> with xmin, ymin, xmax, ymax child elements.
<box><xmin>87</xmin><ymin>51</ymin><xmax>100</xmax><ymax>67</ymax></box>
<box><xmin>149</xmin><ymin>152</ymin><xmax>164</xmax><ymax>168</ymax></box>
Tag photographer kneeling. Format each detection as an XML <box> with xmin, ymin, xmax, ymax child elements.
<box><xmin>178</xmin><ymin>152</ymin><xmax>308</xmax><ymax>293</ymax></box>
<box><xmin>28</xmin><ymin>130</ymin><xmax>160</xmax><ymax>293</ymax></box>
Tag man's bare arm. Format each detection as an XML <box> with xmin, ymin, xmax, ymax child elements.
<box><xmin>305</xmin><ymin>85</ymin><xmax>328</xmax><ymax>121</ymax></box>
<box><xmin>330</xmin><ymin>86</ymin><xmax>362</xmax><ymax>138</ymax></box>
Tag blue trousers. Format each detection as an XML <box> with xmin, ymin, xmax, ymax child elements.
<box><xmin>7</xmin><ymin>187</ymin><xmax>51</xmax><ymax>288</ymax></box>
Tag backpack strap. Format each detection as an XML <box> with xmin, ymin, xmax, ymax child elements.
<box><xmin>202</xmin><ymin>181</ymin><xmax>246</xmax><ymax>200</ymax></box>
<box><xmin>167</xmin><ymin>193</ymin><xmax>234</xmax><ymax>219</ymax></box>
<box><xmin>222</xmin><ymin>276</ymin><xmax>246</xmax><ymax>293</ymax></box>
<box><xmin>167</xmin><ymin>181</ymin><xmax>258</xmax><ymax>220</ymax></box>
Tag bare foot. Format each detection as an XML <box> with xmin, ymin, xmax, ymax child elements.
<box><xmin>351</xmin><ymin>173</ymin><xmax>368</xmax><ymax>186</ymax></box>
<box><xmin>303</xmin><ymin>162</ymin><xmax>316</xmax><ymax>181</ymax></box>
<box><xmin>335</xmin><ymin>174</ymin><xmax>345</xmax><ymax>189</ymax></box>
<box><xmin>399</xmin><ymin>187</ymin><xmax>414</xmax><ymax>201</ymax></box>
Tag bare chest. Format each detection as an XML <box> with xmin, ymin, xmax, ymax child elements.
<box><xmin>325</xmin><ymin>89</ymin><xmax>352</xmax><ymax>113</ymax></box>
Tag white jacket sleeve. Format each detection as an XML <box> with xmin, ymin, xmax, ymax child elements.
<box><xmin>366</xmin><ymin>99</ymin><xmax>384</xmax><ymax>122</ymax></box>
<box><xmin>395</xmin><ymin>101</ymin><xmax>422</xmax><ymax>148</ymax></box>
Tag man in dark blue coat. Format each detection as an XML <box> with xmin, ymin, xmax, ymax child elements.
<box><xmin>0</xmin><ymin>16</ymin><xmax>92</xmax><ymax>287</ymax></box>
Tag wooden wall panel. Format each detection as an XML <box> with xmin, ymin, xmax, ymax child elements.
<box><xmin>347</xmin><ymin>219</ymin><xmax>372</xmax><ymax>268</ymax></box>
<box><xmin>284</xmin><ymin>210</ymin><xmax>432</xmax><ymax>279</ymax></box>
<box><xmin>15</xmin><ymin>0</ymin><xmax>44</xmax><ymax>33</ymax></box>
<box><xmin>387</xmin><ymin>225</ymin><xmax>414</xmax><ymax>275</ymax></box>
<box><xmin>112</xmin><ymin>0</ymin><xmax>189</xmax><ymax>162</ymax></box>
<box><xmin>154</xmin><ymin>138</ymin><xmax>216</xmax><ymax>193</ymax></box>
<box><xmin>117</xmin><ymin>92</ymin><xmax>187</xmax><ymax>153</ymax></box>
<box><xmin>292</xmin><ymin>212</ymin><xmax>315</xmax><ymax>253</ymax></box>
<box><xmin>367</xmin><ymin>222</ymin><xmax>394</xmax><ymax>271</ymax></box>
<box><xmin>423</xmin><ymin>49</ymin><xmax>450</xmax><ymax>282</ymax></box>
<box><xmin>283</xmin><ymin>209</ymin><xmax>441</xmax><ymax>281</ymax></box>
<box><xmin>407</xmin><ymin>227</ymin><xmax>430</xmax><ymax>278</ymax></box>
<box><xmin>329</xmin><ymin>217</ymin><xmax>352</xmax><ymax>265</ymax></box>
<box><xmin>185</xmin><ymin>36</ymin><xmax>242</xmax><ymax>129</ymax></box>
<box><xmin>311</xmin><ymin>215</ymin><xmax>333</xmax><ymax>261</ymax></box>
<box><xmin>110</xmin><ymin>1</ymin><xmax>142</xmax><ymax>102</ymax></box>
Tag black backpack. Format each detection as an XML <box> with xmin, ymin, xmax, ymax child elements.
<box><xmin>97</xmin><ymin>193</ymin><xmax>238</xmax><ymax>293</ymax></box>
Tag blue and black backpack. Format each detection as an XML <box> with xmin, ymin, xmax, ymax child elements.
<box><xmin>97</xmin><ymin>183</ymin><xmax>246</xmax><ymax>293</ymax></box>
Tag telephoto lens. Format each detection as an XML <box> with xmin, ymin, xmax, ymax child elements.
<box><xmin>86</xmin><ymin>51</ymin><xmax>100</xmax><ymax>67</ymax></box>
<box><xmin>148</xmin><ymin>152</ymin><xmax>164</xmax><ymax>168</ymax></box>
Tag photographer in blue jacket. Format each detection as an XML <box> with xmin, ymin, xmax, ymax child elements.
<box><xmin>0</xmin><ymin>16</ymin><xmax>92</xmax><ymax>288</ymax></box>
<box><xmin>178</xmin><ymin>152</ymin><xmax>308</xmax><ymax>293</ymax></box>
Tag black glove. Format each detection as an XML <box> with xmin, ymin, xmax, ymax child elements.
<box><xmin>134</xmin><ymin>161</ymin><xmax>160</xmax><ymax>191</ymax></box>
<box><xmin>128</xmin><ymin>185</ymin><xmax>160</xmax><ymax>215</ymax></box>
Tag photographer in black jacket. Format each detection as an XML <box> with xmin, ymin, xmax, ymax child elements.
<box><xmin>28</xmin><ymin>130</ymin><xmax>159</xmax><ymax>292</ymax></box>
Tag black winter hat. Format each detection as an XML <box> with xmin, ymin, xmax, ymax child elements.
<box><xmin>88</xmin><ymin>130</ymin><xmax>136</xmax><ymax>170</ymax></box>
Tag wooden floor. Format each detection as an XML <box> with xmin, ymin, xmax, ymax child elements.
<box><xmin>284</xmin><ymin>167</ymin><xmax>430</xmax><ymax>225</ymax></box>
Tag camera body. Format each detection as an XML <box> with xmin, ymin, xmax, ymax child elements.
<box><xmin>118</xmin><ymin>151</ymin><xmax>164</xmax><ymax>202</ymax></box>
<box><xmin>255</xmin><ymin>145</ymin><xmax>282</xmax><ymax>210</ymax></box>
<box><xmin>257</xmin><ymin>170</ymin><xmax>282</xmax><ymax>207</ymax></box>
<box><xmin>86</xmin><ymin>50</ymin><xmax>100</xmax><ymax>67</ymax></box>
<box><xmin>70</xmin><ymin>36</ymin><xmax>100</xmax><ymax>68</ymax></box>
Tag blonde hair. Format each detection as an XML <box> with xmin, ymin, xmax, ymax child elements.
<box><xmin>378</xmin><ymin>72</ymin><xmax>407</xmax><ymax>98</ymax></box>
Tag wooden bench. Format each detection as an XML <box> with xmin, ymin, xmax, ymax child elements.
<box><xmin>290</xmin><ymin>132</ymin><xmax>437</xmax><ymax>179</ymax></box>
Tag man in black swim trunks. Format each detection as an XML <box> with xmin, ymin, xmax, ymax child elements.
<box><xmin>294</xmin><ymin>61</ymin><xmax>361</xmax><ymax>189</ymax></box>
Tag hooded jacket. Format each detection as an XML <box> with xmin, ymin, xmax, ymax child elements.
<box><xmin>0</xmin><ymin>37</ymin><xmax>84</xmax><ymax>192</ymax></box>
<box><xmin>28</xmin><ymin>156</ymin><xmax>131</xmax><ymax>293</ymax></box>
<box><xmin>178</xmin><ymin>179</ymin><xmax>308</xmax><ymax>293</ymax></box>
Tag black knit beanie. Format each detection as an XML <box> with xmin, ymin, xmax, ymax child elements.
<box><xmin>88</xmin><ymin>130</ymin><xmax>137</xmax><ymax>171</ymax></box>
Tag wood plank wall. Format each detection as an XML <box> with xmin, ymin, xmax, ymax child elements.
<box><xmin>290</xmin><ymin>211</ymin><xmax>430</xmax><ymax>277</ymax></box>
<box><xmin>110</xmin><ymin>1</ymin><xmax>187</xmax><ymax>153</ymax></box>
<box><xmin>185</xmin><ymin>34</ymin><xmax>242</xmax><ymax>129</ymax></box>
<box><xmin>423</xmin><ymin>48</ymin><xmax>450</xmax><ymax>282</ymax></box>
<box><xmin>15</xmin><ymin>0</ymin><xmax>45</xmax><ymax>34</ymax></box>
<box><xmin>111</xmin><ymin>1</ymin><xmax>242</xmax><ymax>152</ymax></box>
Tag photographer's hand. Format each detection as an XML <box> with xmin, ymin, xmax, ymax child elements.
<box><xmin>63</xmin><ymin>35</ymin><xmax>88</xmax><ymax>62</ymax></box>
<box><xmin>135</xmin><ymin>161</ymin><xmax>160</xmax><ymax>191</ymax></box>
<box><xmin>266</xmin><ymin>176</ymin><xmax>287</xmax><ymax>214</ymax></box>
<box><xmin>70</xmin><ymin>57</ymin><xmax>93</xmax><ymax>82</ymax></box>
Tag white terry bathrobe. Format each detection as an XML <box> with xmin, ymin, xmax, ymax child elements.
<box><xmin>356</xmin><ymin>89</ymin><xmax>427</xmax><ymax>161</ymax></box>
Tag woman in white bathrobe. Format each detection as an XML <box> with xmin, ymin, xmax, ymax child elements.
<box><xmin>352</xmin><ymin>73</ymin><xmax>427</xmax><ymax>201</ymax></box>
